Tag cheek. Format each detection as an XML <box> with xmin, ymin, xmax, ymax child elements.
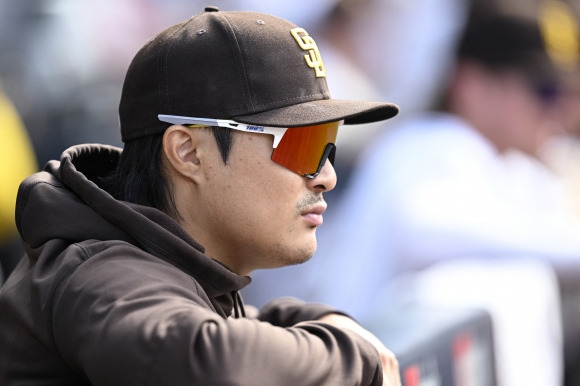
<box><xmin>236</xmin><ymin>168</ymin><xmax>301</xmax><ymax>224</ymax></box>
<box><xmin>221</xmin><ymin>136</ymin><xmax>303</xmax><ymax>227</ymax></box>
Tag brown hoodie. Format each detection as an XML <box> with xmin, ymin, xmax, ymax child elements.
<box><xmin>0</xmin><ymin>144</ymin><xmax>383</xmax><ymax>385</ymax></box>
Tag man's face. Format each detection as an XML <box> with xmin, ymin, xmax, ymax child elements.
<box><xmin>187</xmin><ymin>128</ymin><xmax>337</xmax><ymax>275</ymax></box>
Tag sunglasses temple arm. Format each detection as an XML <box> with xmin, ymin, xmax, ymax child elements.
<box><xmin>157</xmin><ymin>114</ymin><xmax>286</xmax><ymax>147</ymax></box>
<box><xmin>304</xmin><ymin>143</ymin><xmax>336</xmax><ymax>179</ymax></box>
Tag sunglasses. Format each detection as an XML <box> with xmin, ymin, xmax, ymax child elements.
<box><xmin>158</xmin><ymin>114</ymin><xmax>341</xmax><ymax>178</ymax></box>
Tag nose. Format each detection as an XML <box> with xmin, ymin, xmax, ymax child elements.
<box><xmin>307</xmin><ymin>158</ymin><xmax>337</xmax><ymax>192</ymax></box>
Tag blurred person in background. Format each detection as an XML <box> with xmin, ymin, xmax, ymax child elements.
<box><xmin>287</xmin><ymin>0</ymin><xmax>580</xmax><ymax>312</ymax></box>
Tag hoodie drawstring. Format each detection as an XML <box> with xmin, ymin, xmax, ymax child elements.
<box><xmin>232</xmin><ymin>291</ymin><xmax>246</xmax><ymax>318</ymax></box>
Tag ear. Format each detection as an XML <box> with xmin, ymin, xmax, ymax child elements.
<box><xmin>162</xmin><ymin>125</ymin><xmax>204</xmax><ymax>182</ymax></box>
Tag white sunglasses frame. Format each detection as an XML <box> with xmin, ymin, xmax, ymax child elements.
<box><xmin>158</xmin><ymin>114</ymin><xmax>288</xmax><ymax>147</ymax></box>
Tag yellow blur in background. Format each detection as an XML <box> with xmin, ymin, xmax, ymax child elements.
<box><xmin>0</xmin><ymin>90</ymin><xmax>37</xmax><ymax>242</ymax></box>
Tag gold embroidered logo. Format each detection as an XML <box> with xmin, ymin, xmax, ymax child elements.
<box><xmin>290</xmin><ymin>28</ymin><xmax>326</xmax><ymax>78</ymax></box>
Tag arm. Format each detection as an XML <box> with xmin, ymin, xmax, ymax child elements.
<box><xmin>258</xmin><ymin>297</ymin><xmax>400</xmax><ymax>386</ymax></box>
<box><xmin>51</xmin><ymin>247</ymin><xmax>384</xmax><ymax>386</ymax></box>
<box><xmin>256</xmin><ymin>296</ymin><xmax>345</xmax><ymax>326</ymax></box>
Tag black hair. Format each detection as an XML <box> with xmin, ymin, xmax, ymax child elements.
<box><xmin>456</xmin><ymin>14</ymin><xmax>558</xmax><ymax>84</ymax></box>
<box><xmin>108</xmin><ymin>126</ymin><xmax>235</xmax><ymax>219</ymax></box>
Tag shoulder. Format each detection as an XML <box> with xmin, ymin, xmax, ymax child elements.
<box><xmin>54</xmin><ymin>240</ymin><xmax>209</xmax><ymax>308</ymax></box>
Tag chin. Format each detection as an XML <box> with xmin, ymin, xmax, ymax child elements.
<box><xmin>293</xmin><ymin>252</ymin><xmax>315</xmax><ymax>266</ymax></box>
<box><xmin>280</xmin><ymin>249</ymin><xmax>316</xmax><ymax>268</ymax></box>
<box><xmin>269</xmin><ymin>236</ymin><xmax>317</xmax><ymax>267</ymax></box>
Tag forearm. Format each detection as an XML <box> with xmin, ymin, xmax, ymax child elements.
<box><xmin>257</xmin><ymin>296</ymin><xmax>347</xmax><ymax>326</ymax></box>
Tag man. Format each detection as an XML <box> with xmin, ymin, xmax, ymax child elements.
<box><xmin>0</xmin><ymin>6</ymin><xmax>400</xmax><ymax>386</ymax></box>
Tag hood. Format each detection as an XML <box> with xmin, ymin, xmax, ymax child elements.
<box><xmin>15</xmin><ymin>144</ymin><xmax>250</xmax><ymax>300</ymax></box>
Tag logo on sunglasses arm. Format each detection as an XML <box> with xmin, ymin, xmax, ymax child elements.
<box><xmin>290</xmin><ymin>28</ymin><xmax>326</xmax><ymax>78</ymax></box>
<box><xmin>245</xmin><ymin>125</ymin><xmax>265</xmax><ymax>133</ymax></box>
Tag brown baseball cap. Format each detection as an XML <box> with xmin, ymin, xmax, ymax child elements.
<box><xmin>119</xmin><ymin>6</ymin><xmax>399</xmax><ymax>142</ymax></box>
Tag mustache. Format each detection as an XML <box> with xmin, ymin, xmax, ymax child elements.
<box><xmin>296</xmin><ymin>194</ymin><xmax>325</xmax><ymax>212</ymax></box>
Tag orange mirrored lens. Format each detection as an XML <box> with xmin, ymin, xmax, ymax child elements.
<box><xmin>271</xmin><ymin>121</ymin><xmax>339</xmax><ymax>176</ymax></box>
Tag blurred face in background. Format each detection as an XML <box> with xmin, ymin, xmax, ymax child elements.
<box><xmin>449</xmin><ymin>61</ymin><xmax>564</xmax><ymax>158</ymax></box>
<box><xmin>493</xmin><ymin>69</ymin><xmax>564</xmax><ymax>157</ymax></box>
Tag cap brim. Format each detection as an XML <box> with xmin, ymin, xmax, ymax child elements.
<box><xmin>232</xmin><ymin>99</ymin><xmax>399</xmax><ymax>128</ymax></box>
